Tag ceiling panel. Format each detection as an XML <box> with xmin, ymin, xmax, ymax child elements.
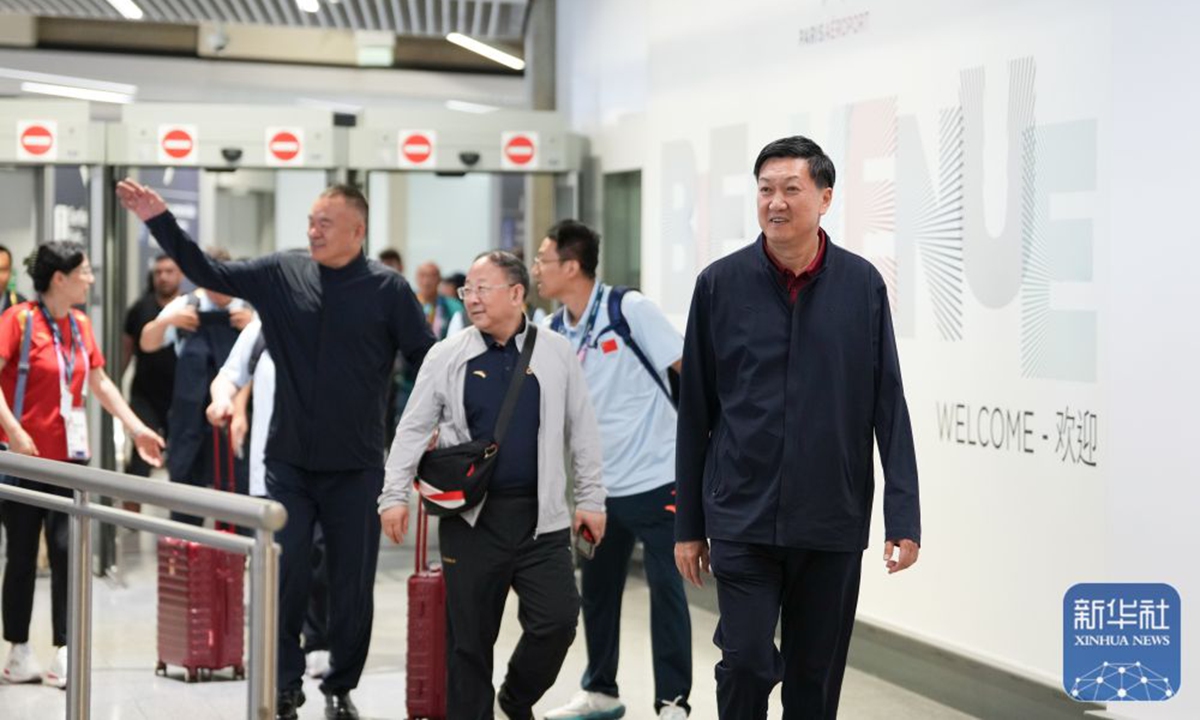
<box><xmin>0</xmin><ymin>0</ymin><xmax>529</xmax><ymax>39</ymax></box>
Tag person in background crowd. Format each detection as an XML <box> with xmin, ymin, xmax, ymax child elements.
<box><xmin>207</xmin><ymin>318</ymin><xmax>334</xmax><ymax>681</ymax></box>
<box><xmin>139</xmin><ymin>248</ymin><xmax>253</xmax><ymax>527</ymax></box>
<box><xmin>119</xmin><ymin>254</ymin><xmax>183</xmax><ymax>510</ymax></box>
<box><xmin>378</xmin><ymin>248</ymin><xmax>404</xmax><ymax>275</ymax></box>
<box><xmin>0</xmin><ymin>242</ymin><xmax>164</xmax><ymax>690</ymax></box>
<box><xmin>415</xmin><ymin>261</ymin><xmax>464</xmax><ymax>340</ymax></box>
<box><xmin>0</xmin><ymin>245</ymin><xmax>26</xmax><ymax>314</ymax></box>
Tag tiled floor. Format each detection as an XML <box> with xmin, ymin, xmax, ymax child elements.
<box><xmin>0</xmin><ymin>524</ymin><xmax>977</xmax><ymax>719</ymax></box>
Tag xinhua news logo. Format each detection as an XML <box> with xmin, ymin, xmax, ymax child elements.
<box><xmin>1064</xmin><ymin>583</ymin><xmax>1180</xmax><ymax>702</ymax></box>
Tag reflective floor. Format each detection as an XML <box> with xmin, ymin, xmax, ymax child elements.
<box><xmin>0</xmin><ymin>523</ymin><xmax>976</xmax><ymax>719</ymax></box>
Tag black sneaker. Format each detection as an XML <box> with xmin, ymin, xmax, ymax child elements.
<box><xmin>276</xmin><ymin>688</ymin><xmax>305</xmax><ymax>720</ymax></box>
<box><xmin>325</xmin><ymin>689</ymin><xmax>359</xmax><ymax>720</ymax></box>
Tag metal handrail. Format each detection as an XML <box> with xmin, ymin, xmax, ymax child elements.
<box><xmin>0</xmin><ymin>452</ymin><xmax>287</xmax><ymax>720</ymax></box>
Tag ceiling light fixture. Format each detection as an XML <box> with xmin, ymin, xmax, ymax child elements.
<box><xmin>445</xmin><ymin>32</ymin><xmax>525</xmax><ymax>71</ymax></box>
<box><xmin>296</xmin><ymin>0</ymin><xmax>320</xmax><ymax>13</ymax></box>
<box><xmin>104</xmin><ymin>0</ymin><xmax>145</xmax><ymax>20</ymax></box>
<box><xmin>21</xmin><ymin>81</ymin><xmax>134</xmax><ymax>104</ymax></box>
<box><xmin>445</xmin><ymin>99</ymin><xmax>499</xmax><ymax>114</ymax></box>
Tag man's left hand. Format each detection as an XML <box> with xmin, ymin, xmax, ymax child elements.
<box><xmin>573</xmin><ymin>509</ymin><xmax>606</xmax><ymax>546</ymax></box>
<box><xmin>884</xmin><ymin>538</ymin><xmax>919</xmax><ymax>575</ymax></box>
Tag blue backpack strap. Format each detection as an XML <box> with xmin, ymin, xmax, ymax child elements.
<box><xmin>549</xmin><ymin>306</ymin><xmax>566</xmax><ymax>334</ymax></box>
<box><xmin>606</xmin><ymin>286</ymin><xmax>676</xmax><ymax>408</ymax></box>
<box><xmin>13</xmin><ymin>307</ymin><xmax>35</xmax><ymax>420</ymax></box>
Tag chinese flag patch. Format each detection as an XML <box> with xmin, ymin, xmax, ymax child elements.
<box><xmin>601</xmin><ymin>338</ymin><xmax>619</xmax><ymax>354</ymax></box>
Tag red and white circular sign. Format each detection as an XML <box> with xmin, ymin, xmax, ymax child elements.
<box><xmin>504</xmin><ymin>134</ymin><xmax>535</xmax><ymax>166</ymax></box>
<box><xmin>19</xmin><ymin>125</ymin><xmax>54</xmax><ymax>157</ymax></box>
<box><xmin>401</xmin><ymin>133</ymin><xmax>433</xmax><ymax>164</ymax></box>
<box><xmin>161</xmin><ymin>129</ymin><xmax>194</xmax><ymax>159</ymax></box>
<box><xmin>269</xmin><ymin>131</ymin><xmax>301</xmax><ymax>162</ymax></box>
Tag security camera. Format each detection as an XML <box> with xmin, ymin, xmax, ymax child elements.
<box><xmin>459</xmin><ymin>151</ymin><xmax>481</xmax><ymax>167</ymax></box>
<box><xmin>208</xmin><ymin>26</ymin><xmax>230</xmax><ymax>53</ymax></box>
<box><xmin>221</xmin><ymin>147</ymin><xmax>243</xmax><ymax>163</ymax></box>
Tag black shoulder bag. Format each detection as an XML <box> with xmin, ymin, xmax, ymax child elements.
<box><xmin>416</xmin><ymin>325</ymin><xmax>537</xmax><ymax>517</ymax></box>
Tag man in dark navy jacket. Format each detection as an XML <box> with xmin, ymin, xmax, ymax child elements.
<box><xmin>674</xmin><ymin>136</ymin><xmax>921</xmax><ymax>720</ymax></box>
<box><xmin>117</xmin><ymin>179</ymin><xmax>435</xmax><ymax>720</ymax></box>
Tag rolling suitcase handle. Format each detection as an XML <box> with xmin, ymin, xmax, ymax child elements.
<box><xmin>212</xmin><ymin>425</ymin><xmax>236</xmax><ymax>534</ymax></box>
<box><xmin>415</xmin><ymin>482</ymin><xmax>427</xmax><ymax>573</ymax></box>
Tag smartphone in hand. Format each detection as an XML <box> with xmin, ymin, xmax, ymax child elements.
<box><xmin>574</xmin><ymin>527</ymin><xmax>596</xmax><ymax>561</ymax></box>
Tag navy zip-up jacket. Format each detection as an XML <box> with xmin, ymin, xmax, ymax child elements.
<box><xmin>675</xmin><ymin>233</ymin><xmax>921</xmax><ymax>551</ymax></box>
<box><xmin>146</xmin><ymin>212</ymin><xmax>435</xmax><ymax>473</ymax></box>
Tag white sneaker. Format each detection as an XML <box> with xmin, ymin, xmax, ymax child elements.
<box><xmin>544</xmin><ymin>690</ymin><xmax>626</xmax><ymax>720</ymax></box>
<box><xmin>45</xmin><ymin>646</ymin><xmax>67</xmax><ymax>689</ymax></box>
<box><xmin>658</xmin><ymin>696</ymin><xmax>688</xmax><ymax>719</ymax></box>
<box><xmin>2</xmin><ymin>642</ymin><xmax>43</xmax><ymax>684</ymax></box>
<box><xmin>305</xmin><ymin>649</ymin><xmax>331</xmax><ymax>679</ymax></box>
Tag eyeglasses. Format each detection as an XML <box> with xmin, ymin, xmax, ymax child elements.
<box><xmin>458</xmin><ymin>283</ymin><xmax>516</xmax><ymax>300</ymax></box>
<box><xmin>532</xmin><ymin>256</ymin><xmax>563</xmax><ymax>267</ymax></box>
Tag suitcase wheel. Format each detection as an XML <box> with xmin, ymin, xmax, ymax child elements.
<box><xmin>185</xmin><ymin>668</ymin><xmax>199</xmax><ymax>683</ymax></box>
<box><xmin>155</xmin><ymin>661</ymin><xmax>166</xmax><ymax>677</ymax></box>
<box><xmin>234</xmin><ymin>665</ymin><xmax>246</xmax><ymax>680</ymax></box>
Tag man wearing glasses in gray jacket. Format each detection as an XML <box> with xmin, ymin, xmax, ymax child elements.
<box><xmin>380</xmin><ymin>250</ymin><xmax>607</xmax><ymax>720</ymax></box>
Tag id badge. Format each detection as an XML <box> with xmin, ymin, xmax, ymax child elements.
<box><xmin>65</xmin><ymin>406</ymin><xmax>90</xmax><ymax>461</ymax></box>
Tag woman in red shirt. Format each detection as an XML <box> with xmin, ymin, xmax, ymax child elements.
<box><xmin>0</xmin><ymin>241</ymin><xmax>165</xmax><ymax>689</ymax></box>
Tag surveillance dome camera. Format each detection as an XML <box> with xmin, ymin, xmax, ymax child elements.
<box><xmin>208</xmin><ymin>26</ymin><xmax>230</xmax><ymax>53</ymax></box>
<box><xmin>459</xmin><ymin>151</ymin><xmax>481</xmax><ymax>167</ymax></box>
<box><xmin>221</xmin><ymin>147</ymin><xmax>243</xmax><ymax>163</ymax></box>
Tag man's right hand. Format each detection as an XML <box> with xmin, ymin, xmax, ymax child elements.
<box><xmin>116</xmin><ymin>179</ymin><xmax>169</xmax><ymax>222</ymax></box>
<box><xmin>166</xmin><ymin>304</ymin><xmax>200</xmax><ymax>332</ymax></box>
<box><xmin>675</xmin><ymin>539</ymin><xmax>711</xmax><ymax>588</ymax></box>
<box><xmin>382</xmin><ymin>505</ymin><xmax>410</xmax><ymax>545</ymax></box>
<box><xmin>206</xmin><ymin>396</ymin><xmax>234</xmax><ymax>428</ymax></box>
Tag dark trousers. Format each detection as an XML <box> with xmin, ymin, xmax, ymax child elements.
<box><xmin>2</xmin><ymin>481</ymin><xmax>71</xmax><ymax>647</ymax></box>
<box><xmin>709</xmin><ymin>540</ymin><xmax>863</xmax><ymax>720</ymax></box>
<box><xmin>266</xmin><ymin>460</ymin><xmax>382</xmax><ymax>695</ymax></box>
<box><xmin>581</xmin><ymin>483</ymin><xmax>692</xmax><ymax>711</ymax></box>
<box><xmin>302</xmin><ymin>523</ymin><xmax>329</xmax><ymax>652</ymax></box>
<box><xmin>439</xmin><ymin>495</ymin><xmax>581</xmax><ymax>719</ymax></box>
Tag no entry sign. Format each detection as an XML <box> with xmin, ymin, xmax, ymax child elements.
<box><xmin>501</xmin><ymin>131</ymin><xmax>538</xmax><ymax>170</ymax></box>
<box><xmin>266</xmin><ymin>127</ymin><xmax>304</xmax><ymax>166</ymax></box>
<box><xmin>157</xmin><ymin>125</ymin><xmax>197</xmax><ymax>164</ymax></box>
<box><xmin>397</xmin><ymin>130</ymin><xmax>437</xmax><ymax>168</ymax></box>
<box><xmin>16</xmin><ymin>121</ymin><xmax>57</xmax><ymax>161</ymax></box>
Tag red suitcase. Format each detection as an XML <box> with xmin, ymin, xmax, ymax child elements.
<box><xmin>155</xmin><ymin>428</ymin><xmax>246</xmax><ymax>682</ymax></box>
<box><xmin>407</xmin><ymin>488</ymin><xmax>447</xmax><ymax>719</ymax></box>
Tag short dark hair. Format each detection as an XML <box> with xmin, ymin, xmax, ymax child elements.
<box><xmin>378</xmin><ymin>248</ymin><xmax>402</xmax><ymax>265</ymax></box>
<box><xmin>475</xmin><ymin>250</ymin><xmax>530</xmax><ymax>297</ymax></box>
<box><xmin>25</xmin><ymin>241</ymin><xmax>87</xmax><ymax>293</ymax></box>
<box><xmin>753</xmin><ymin>136</ymin><xmax>836</xmax><ymax>189</ymax></box>
<box><xmin>321</xmin><ymin>183</ymin><xmax>369</xmax><ymax>225</ymax></box>
<box><xmin>545</xmin><ymin>220</ymin><xmax>600</xmax><ymax>279</ymax></box>
<box><xmin>153</xmin><ymin>252</ymin><xmax>174</xmax><ymax>265</ymax></box>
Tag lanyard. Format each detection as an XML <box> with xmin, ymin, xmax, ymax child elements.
<box><xmin>37</xmin><ymin>302</ymin><xmax>89</xmax><ymax>404</ymax></box>
<box><xmin>566</xmin><ymin>285</ymin><xmax>605</xmax><ymax>363</ymax></box>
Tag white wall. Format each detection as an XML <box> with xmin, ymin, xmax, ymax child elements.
<box><xmin>559</xmin><ymin>0</ymin><xmax>1197</xmax><ymax>715</ymax></box>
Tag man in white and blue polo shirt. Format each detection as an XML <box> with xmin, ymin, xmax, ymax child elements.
<box><xmin>535</xmin><ymin>220</ymin><xmax>692</xmax><ymax>720</ymax></box>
